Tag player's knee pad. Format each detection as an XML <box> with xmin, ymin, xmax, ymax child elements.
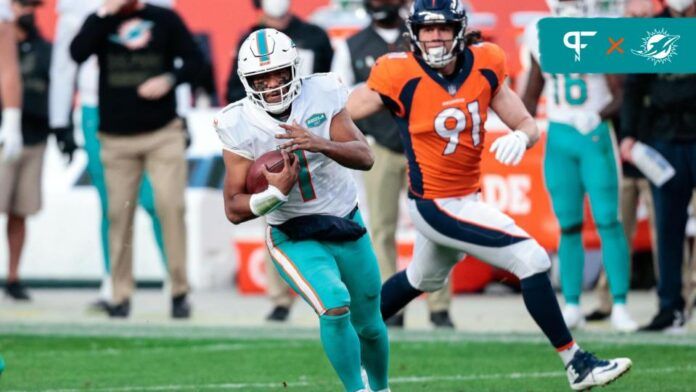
<box><xmin>406</xmin><ymin>263</ymin><xmax>447</xmax><ymax>292</ymax></box>
<box><xmin>509</xmin><ymin>241</ymin><xmax>551</xmax><ymax>280</ymax></box>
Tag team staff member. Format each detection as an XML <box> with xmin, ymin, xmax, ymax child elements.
<box><xmin>50</xmin><ymin>0</ymin><xmax>185</xmax><ymax>311</ymax></box>
<box><xmin>0</xmin><ymin>0</ymin><xmax>52</xmax><ymax>301</ymax></box>
<box><xmin>226</xmin><ymin>0</ymin><xmax>334</xmax><ymax>322</ymax></box>
<box><xmin>0</xmin><ymin>0</ymin><xmax>22</xmax><ymax>374</ymax></box>
<box><xmin>70</xmin><ymin>0</ymin><xmax>202</xmax><ymax>318</ymax></box>
<box><xmin>620</xmin><ymin>0</ymin><xmax>696</xmax><ymax>332</ymax></box>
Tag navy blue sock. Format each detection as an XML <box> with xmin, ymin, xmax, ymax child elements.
<box><xmin>520</xmin><ymin>272</ymin><xmax>573</xmax><ymax>349</ymax></box>
<box><xmin>380</xmin><ymin>270</ymin><xmax>423</xmax><ymax>320</ymax></box>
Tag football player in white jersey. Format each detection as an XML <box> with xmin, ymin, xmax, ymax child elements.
<box><xmin>215</xmin><ymin>28</ymin><xmax>390</xmax><ymax>392</ymax></box>
<box><xmin>522</xmin><ymin>0</ymin><xmax>637</xmax><ymax>332</ymax></box>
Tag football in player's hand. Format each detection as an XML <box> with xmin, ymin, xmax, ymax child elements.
<box><xmin>245</xmin><ymin>149</ymin><xmax>286</xmax><ymax>194</ymax></box>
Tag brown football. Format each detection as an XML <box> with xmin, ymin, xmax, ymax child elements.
<box><xmin>245</xmin><ymin>149</ymin><xmax>286</xmax><ymax>194</ymax></box>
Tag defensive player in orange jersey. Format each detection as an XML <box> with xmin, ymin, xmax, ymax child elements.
<box><xmin>347</xmin><ymin>0</ymin><xmax>632</xmax><ymax>390</ymax></box>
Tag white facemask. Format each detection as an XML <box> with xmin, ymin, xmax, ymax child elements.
<box><xmin>423</xmin><ymin>45</ymin><xmax>455</xmax><ymax>69</ymax></box>
<box><xmin>665</xmin><ymin>0</ymin><xmax>694</xmax><ymax>12</ymax></box>
<box><xmin>262</xmin><ymin>0</ymin><xmax>290</xmax><ymax>19</ymax></box>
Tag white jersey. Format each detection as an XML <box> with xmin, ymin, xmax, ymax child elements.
<box><xmin>0</xmin><ymin>0</ymin><xmax>12</xmax><ymax>21</ymax></box>
<box><xmin>524</xmin><ymin>19</ymin><xmax>611</xmax><ymax>124</ymax></box>
<box><xmin>214</xmin><ymin>73</ymin><xmax>358</xmax><ymax>225</ymax></box>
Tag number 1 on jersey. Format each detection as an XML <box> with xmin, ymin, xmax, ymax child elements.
<box><xmin>294</xmin><ymin>150</ymin><xmax>316</xmax><ymax>201</ymax></box>
<box><xmin>434</xmin><ymin>101</ymin><xmax>482</xmax><ymax>155</ymax></box>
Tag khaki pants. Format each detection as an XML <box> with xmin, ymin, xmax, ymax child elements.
<box><xmin>594</xmin><ymin>177</ymin><xmax>656</xmax><ymax>312</ymax></box>
<box><xmin>0</xmin><ymin>143</ymin><xmax>46</xmax><ymax>216</ymax></box>
<box><xmin>364</xmin><ymin>142</ymin><xmax>451</xmax><ymax>312</ymax></box>
<box><xmin>100</xmin><ymin>120</ymin><xmax>189</xmax><ymax>304</ymax></box>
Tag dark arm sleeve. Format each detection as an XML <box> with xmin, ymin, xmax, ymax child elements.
<box><xmin>225</xmin><ymin>32</ymin><xmax>250</xmax><ymax>104</ymax></box>
<box><xmin>619</xmin><ymin>74</ymin><xmax>647</xmax><ymax>140</ymax></box>
<box><xmin>168</xmin><ymin>12</ymin><xmax>203</xmax><ymax>85</ymax></box>
<box><xmin>313</xmin><ymin>28</ymin><xmax>334</xmax><ymax>73</ymax></box>
<box><xmin>69</xmin><ymin>13</ymin><xmax>118</xmax><ymax>64</ymax></box>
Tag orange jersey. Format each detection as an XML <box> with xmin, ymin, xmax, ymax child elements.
<box><xmin>367</xmin><ymin>43</ymin><xmax>507</xmax><ymax>199</ymax></box>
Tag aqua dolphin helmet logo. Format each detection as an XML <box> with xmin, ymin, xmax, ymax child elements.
<box><xmin>631</xmin><ymin>29</ymin><xmax>680</xmax><ymax>65</ymax></box>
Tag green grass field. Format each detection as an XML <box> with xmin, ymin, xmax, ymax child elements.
<box><xmin>1</xmin><ymin>325</ymin><xmax>695</xmax><ymax>391</ymax></box>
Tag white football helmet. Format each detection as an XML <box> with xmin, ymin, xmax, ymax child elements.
<box><xmin>237</xmin><ymin>28</ymin><xmax>301</xmax><ymax>114</ymax></box>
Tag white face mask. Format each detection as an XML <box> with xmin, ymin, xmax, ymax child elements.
<box><xmin>262</xmin><ymin>0</ymin><xmax>290</xmax><ymax>19</ymax></box>
<box><xmin>666</xmin><ymin>0</ymin><xmax>693</xmax><ymax>12</ymax></box>
<box><xmin>424</xmin><ymin>45</ymin><xmax>454</xmax><ymax>69</ymax></box>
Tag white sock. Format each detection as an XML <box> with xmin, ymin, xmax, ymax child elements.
<box><xmin>558</xmin><ymin>342</ymin><xmax>580</xmax><ymax>366</ymax></box>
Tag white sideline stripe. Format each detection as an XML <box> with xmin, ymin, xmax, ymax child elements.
<box><xmin>6</xmin><ymin>365</ymin><xmax>696</xmax><ymax>392</ymax></box>
<box><xmin>265</xmin><ymin>228</ymin><xmax>325</xmax><ymax>314</ymax></box>
<box><xmin>0</xmin><ymin>322</ymin><xmax>695</xmax><ymax>346</ymax></box>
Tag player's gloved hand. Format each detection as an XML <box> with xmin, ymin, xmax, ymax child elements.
<box><xmin>571</xmin><ymin>110</ymin><xmax>601</xmax><ymax>135</ymax></box>
<box><xmin>489</xmin><ymin>130</ymin><xmax>529</xmax><ymax>166</ymax></box>
<box><xmin>0</xmin><ymin>108</ymin><xmax>23</xmax><ymax>163</ymax></box>
<box><xmin>53</xmin><ymin>126</ymin><xmax>78</xmax><ymax>163</ymax></box>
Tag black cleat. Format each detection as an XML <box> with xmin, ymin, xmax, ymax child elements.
<box><xmin>640</xmin><ymin>308</ymin><xmax>685</xmax><ymax>332</ymax></box>
<box><xmin>385</xmin><ymin>313</ymin><xmax>404</xmax><ymax>328</ymax></box>
<box><xmin>172</xmin><ymin>294</ymin><xmax>191</xmax><ymax>319</ymax></box>
<box><xmin>107</xmin><ymin>299</ymin><xmax>131</xmax><ymax>318</ymax></box>
<box><xmin>585</xmin><ymin>309</ymin><xmax>611</xmax><ymax>322</ymax></box>
<box><xmin>266</xmin><ymin>305</ymin><xmax>290</xmax><ymax>322</ymax></box>
<box><xmin>430</xmin><ymin>311</ymin><xmax>455</xmax><ymax>329</ymax></box>
<box><xmin>5</xmin><ymin>281</ymin><xmax>30</xmax><ymax>301</ymax></box>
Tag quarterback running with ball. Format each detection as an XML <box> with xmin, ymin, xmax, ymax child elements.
<box><xmin>348</xmin><ymin>0</ymin><xmax>632</xmax><ymax>390</ymax></box>
<box><xmin>215</xmin><ymin>28</ymin><xmax>390</xmax><ymax>392</ymax></box>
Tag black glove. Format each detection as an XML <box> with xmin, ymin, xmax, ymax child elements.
<box><xmin>53</xmin><ymin>127</ymin><xmax>78</xmax><ymax>163</ymax></box>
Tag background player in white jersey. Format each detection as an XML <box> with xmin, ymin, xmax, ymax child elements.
<box><xmin>215</xmin><ymin>28</ymin><xmax>389</xmax><ymax>392</ymax></box>
<box><xmin>522</xmin><ymin>0</ymin><xmax>637</xmax><ymax>331</ymax></box>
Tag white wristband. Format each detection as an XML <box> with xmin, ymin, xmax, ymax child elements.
<box><xmin>249</xmin><ymin>185</ymin><xmax>288</xmax><ymax>216</ymax></box>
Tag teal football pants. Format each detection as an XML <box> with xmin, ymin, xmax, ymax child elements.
<box><xmin>544</xmin><ymin>121</ymin><xmax>630</xmax><ymax>305</ymax></box>
<box><xmin>81</xmin><ymin>106</ymin><xmax>168</xmax><ymax>273</ymax></box>
<box><xmin>266</xmin><ymin>210</ymin><xmax>389</xmax><ymax>392</ymax></box>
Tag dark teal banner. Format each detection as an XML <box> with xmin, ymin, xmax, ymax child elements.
<box><xmin>538</xmin><ymin>18</ymin><xmax>696</xmax><ymax>73</ymax></box>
